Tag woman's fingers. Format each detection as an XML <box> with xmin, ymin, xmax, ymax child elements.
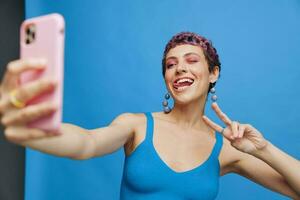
<box><xmin>0</xmin><ymin>79</ymin><xmax>56</xmax><ymax>112</ymax></box>
<box><xmin>231</xmin><ymin>121</ymin><xmax>239</xmax><ymax>139</ymax></box>
<box><xmin>16</xmin><ymin>78</ymin><xmax>56</xmax><ymax>103</ymax></box>
<box><xmin>4</xmin><ymin>126</ymin><xmax>50</xmax><ymax>143</ymax></box>
<box><xmin>7</xmin><ymin>59</ymin><xmax>46</xmax><ymax>74</ymax></box>
<box><xmin>211</xmin><ymin>102</ymin><xmax>232</xmax><ymax>126</ymax></box>
<box><xmin>202</xmin><ymin>115</ymin><xmax>223</xmax><ymax>133</ymax></box>
<box><xmin>1</xmin><ymin>102</ymin><xmax>57</xmax><ymax>126</ymax></box>
<box><xmin>238</xmin><ymin>124</ymin><xmax>246</xmax><ymax>138</ymax></box>
<box><xmin>203</xmin><ymin>115</ymin><xmax>233</xmax><ymax>140</ymax></box>
<box><xmin>1</xmin><ymin>58</ymin><xmax>46</xmax><ymax>91</ymax></box>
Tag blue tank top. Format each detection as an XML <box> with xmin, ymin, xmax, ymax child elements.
<box><xmin>120</xmin><ymin>112</ymin><xmax>223</xmax><ymax>200</ymax></box>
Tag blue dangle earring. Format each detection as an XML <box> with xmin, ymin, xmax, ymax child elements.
<box><xmin>163</xmin><ymin>93</ymin><xmax>172</xmax><ymax>113</ymax></box>
<box><xmin>210</xmin><ymin>87</ymin><xmax>217</xmax><ymax>102</ymax></box>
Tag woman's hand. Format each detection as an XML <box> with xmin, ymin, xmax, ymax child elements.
<box><xmin>202</xmin><ymin>102</ymin><xmax>269</xmax><ymax>155</ymax></box>
<box><xmin>0</xmin><ymin>58</ymin><xmax>57</xmax><ymax>144</ymax></box>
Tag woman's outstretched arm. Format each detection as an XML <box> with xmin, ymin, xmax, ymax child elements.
<box><xmin>12</xmin><ymin>113</ymin><xmax>136</xmax><ymax>160</ymax></box>
<box><xmin>1</xmin><ymin>59</ymin><xmax>135</xmax><ymax>160</ymax></box>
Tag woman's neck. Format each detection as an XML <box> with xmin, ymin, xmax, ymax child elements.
<box><xmin>167</xmin><ymin>96</ymin><xmax>209</xmax><ymax>131</ymax></box>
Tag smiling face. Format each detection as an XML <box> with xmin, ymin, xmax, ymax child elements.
<box><xmin>164</xmin><ymin>44</ymin><xmax>219</xmax><ymax>104</ymax></box>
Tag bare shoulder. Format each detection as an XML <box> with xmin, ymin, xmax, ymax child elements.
<box><xmin>219</xmin><ymin>136</ymin><xmax>247</xmax><ymax>176</ymax></box>
<box><xmin>110</xmin><ymin>112</ymin><xmax>146</xmax><ymax>128</ymax></box>
<box><xmin>111</xmin><ymin>112</ymin><xmax>149</xmax><ymax>140</ymax></box>
<box><xmin>121</xmin><ymin>111</ymin><xmax>165</xmax><ymax>130</ymax></box>
<box><xmin>119</xmin><ymin>112</ymin><xmax>151</xmax><ymax>155</ymax></box>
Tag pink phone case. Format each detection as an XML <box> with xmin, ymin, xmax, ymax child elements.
<box><xmin>20</xmin><ymin>13</ymin><xmax>65</xmax><ymax>133</ymax></box>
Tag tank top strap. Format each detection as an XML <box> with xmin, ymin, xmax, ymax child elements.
<box><xmin>210</xmin><ymin>132</ymin><xmax>223</xmax><ymax>158</ymax></box>
<box><xmin>143</xmin><ymin>112</ymin><xmax>154</xmax><ymax>145</ymax></box>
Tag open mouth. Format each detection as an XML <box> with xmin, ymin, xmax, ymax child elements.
<box><xmin>173</xmin><ymin>77</ymin><xmax>194</xmax><ymax>91</ymax></box>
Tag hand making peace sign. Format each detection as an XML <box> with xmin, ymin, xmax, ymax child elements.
<box><xmin>202</xmin><ymin>102</ymin><xmax>269</xmax><ymax>155</ymax></box>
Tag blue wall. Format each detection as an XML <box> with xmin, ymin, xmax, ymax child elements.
<box><xmin>25</xmin><ymin>0</ymin><xmax>300</xmax><ymax>199</ymax></box>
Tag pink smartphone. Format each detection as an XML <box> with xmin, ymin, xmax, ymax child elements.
<box><xmin>20</xmin><ymin>13</ymin><xmax>65</xmax><ymax>133</ymax></box>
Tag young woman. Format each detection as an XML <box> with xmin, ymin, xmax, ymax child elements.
<box><xmin>1</xmin><ymin>32</ymin><xmax>299</xmax><ymax>200</ymax></box>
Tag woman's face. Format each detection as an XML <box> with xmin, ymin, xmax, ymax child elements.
<box><xmin>164</xmin><ymin>44</ymin><xmax>219</xmax><ymax>104</ymax></box>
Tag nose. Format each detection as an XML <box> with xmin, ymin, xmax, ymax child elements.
<box><xmin>176</xmin><ymin>63</ymin><xmax>188</xmax><ymax>74</ymax></box>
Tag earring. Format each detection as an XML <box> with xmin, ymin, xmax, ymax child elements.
<box><xmin>163</xmin><ymin>93</ymin><xmax>171</xmax><ymax>113</ymax></box>
<box><xmin>210</xmin><ymin>87</ymin><xmax>217</xmax><ymax>102</ymax></box>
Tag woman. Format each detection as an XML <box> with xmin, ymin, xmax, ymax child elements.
<box><xmin>1</xmin><ymin>32</ymin><xmax>299</xmax><ymax>199</ymax></box>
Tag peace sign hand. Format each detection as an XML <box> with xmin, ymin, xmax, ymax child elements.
<box><xmin>202</xmin><ymin>102</ymin><xmax>269</xmax><ymax>155</ymax></box>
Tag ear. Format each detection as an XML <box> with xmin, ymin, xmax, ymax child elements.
<box><xmin>209</xmin><ymin>66</ymin><xmax>220</xmax><ymax>84</ymax></box>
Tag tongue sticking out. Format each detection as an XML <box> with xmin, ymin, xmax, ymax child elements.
<box><xmin>174</xmin><ymin>81</ymin><xmax>193</xmax><ymax>88</ymax></box>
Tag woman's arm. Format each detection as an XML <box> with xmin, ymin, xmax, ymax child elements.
<box><xmin>9</xmin><ymin>123</ymin><xmax>93</xmax><ymax>159</ymax></box>
<box><xmin>228</xmin><ymin>139</ymin><xmax>300</xmax><ymax>199</ymax></box>
<box><xmin>1</xmin><ymin>59</ymin><xmax>135</xmax><ymax>160</ymax></box>
<box><xmin>253</xmin><ymin>141</ymin><xmax>300</xmax><ymax>196</ymax></box>
<box><xmin>86</xmin><ymin>112</ymin><xmax>139</xmax><ymax>158</ymax></box>
<box><xmin>5</xmin><ymin>113</ymin><xmax>136</xmax><ymax>160</ymax></box>
<box><xmin>203</xmin><ymin>102</ymin><xmax>300</xmax><ymax>199</ymax></box>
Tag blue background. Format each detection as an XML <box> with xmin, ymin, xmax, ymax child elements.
<box><xmin>25</xmin><ymin>0</ymin><xmax>300</xmax><ymax>199</ymax></box>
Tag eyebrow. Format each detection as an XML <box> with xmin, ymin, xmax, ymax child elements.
<box><xmin>166</xmin><ymin>52</ymin><xmax>201</xmax><ymax>61</ymax></box>
<box><xmin>184</xmin><ymin>52</ymin><xmax>201</xmax><ymax>58</ymax></box>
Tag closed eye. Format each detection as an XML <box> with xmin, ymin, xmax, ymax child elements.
<box><xmin>166</xmin><ymin>62</ymin><xmax>177</xmax><ymax>69</ymax></box>
<box><xmin>185</xmin><ymin>53</ymin><xmax>201</xmax><ymax>64</ymax></box>
<box><xmin>187</xmin><ymin>59</ymin><xmax>198</xmax><ymax>64</ymax></box>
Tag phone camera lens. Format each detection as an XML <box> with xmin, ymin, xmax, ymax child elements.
<box><xmin>31</xmin><ymin>32</ymin><xmax>35</xmax><ymax>39</ymax></box>
<box><xmin>26</xmin><ymin>28</ymin><xmax>31</xmax><ymax>35</ymax></box>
